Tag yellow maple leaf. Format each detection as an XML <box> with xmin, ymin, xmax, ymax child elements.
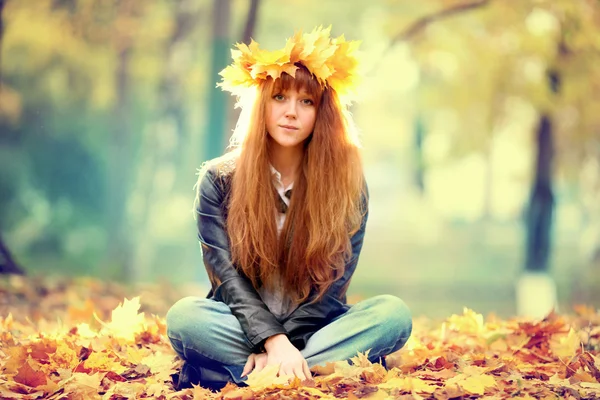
<box><xmin>245</xmin><ymin>364</ymin><xmax>294</xmax><ymax>389</ymax></box>
<box><xmin>447</xmin><ymin>373</ymin><xmax>496</xmax><ymax>396</ymax></box>
<box><xmin>350</xmin><ymin>350</ymin><xmax>373</xmax><ymax>367</ymax></box>
<box><xmin>50</xmin><ymin>342</ymin><xmax>78</xmax><ymax>369</ymax></box>
<box><xmin>379</xmin><ymin>377</ymin><xmax>437</xmax><ymax>394</ymax></box>
<box><xmin>82</xmin><ymin>351</ymin><xmax>110</xmax><ymax>371</ymax></box>
<box><xmin>1</xmin><ymin>313</ymin><xmax>14</xmax><ymax>330</ymax></box>
<box><xmin>103</xmin><ymin>381</ymin><xmax>145</xmax><ymax>399</ymax></box>
<box><xmin>461</xmin><ymin>365</ymin><xmax>491</xmax><ymax>376</ymax></box>
<box><xmin>222</xmin><ymin>387</ymin><xmax>255</xmax><ymax>399</ymax></box>
<box><xmin>581</xmin><ymin>382</ymin><xmax>600</xmax><ymax>390</ymax></box>
<box><xmin>144</xmin><ymin>383</ymin><xmax>165</xmax><ymax>398</ymax></box>
<box><xmin>459</xmin><ymin>375</ymin><xmax>496</xmax><ymax>395</ymax></box>
<box><xmin>126</xmin><ymin>346</ymin><xmax>149</xmax><ymax>365</ymax></box>
<box><xmin>547</xmin><ymin>373</ymin><xmax>571</xmax><ymax>386</ymax></box>
<box><xmin>549</xmin><ymin>328</ymin><xmax>581</xmax><ymax>360</ymax></box>
<box><xmin>62</xmin><ymin>372</ymin><xmax>103</xmax><ymax>400</ymax></box>
<box><xmin>74</xmin><ymin>323</ymin><xmax>97</xmax><ymax>338</ymax></box>
<box><xmin>326</xmin><ymin>36</ymin><xmax>361</xmax><ymax>96</ymax></box>
<box><xmin>354</xmin><ymin>389</ymin><xmax>390</xmax><ymax>400</ymax></box>
<box><xmin>99</xmin><ymin>297</ymin><xmax>145</xmax><ymax>341</ymax></box>
<box><xmin>445</xmin><ymin>308</ymin><xmax>485</xmax><ymax>334</ymax></box>
<box><xmin>218</xmin><ymin>64</ymin><xmax>253</xmax><ymax>88</ymax></box>
<box><xmin>334</xmin><ymin>360</ymin><xmax>363</xmax><ymax>379</ymax></box>
<box><xmin>302</xmin><ymin>387</ymin><xmax>333</xmax><ymax>398</ymax></box>
<box><xmin>140</xmin><ymin>351</ymin><xmax>176</xmax><ymax>382</ymax></box>
<box><xmin>252</xmin><ymin>63</ymin><xmax>298</xmax><ymax>82</ymax></box>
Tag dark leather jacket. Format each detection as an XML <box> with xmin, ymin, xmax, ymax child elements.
<box><xmin>196</xmin><ymin>163</ymin><xmax>368</xmax><ymax>353</ymax></box>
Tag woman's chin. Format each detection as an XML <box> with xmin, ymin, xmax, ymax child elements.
<box><xmin>270</xmin><ymin>137</ymin><xmax>305</xmax><ymax>150</ymax></box>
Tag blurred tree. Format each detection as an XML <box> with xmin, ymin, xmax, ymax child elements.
<box><xmin>1</xmin><ymin>0</ymin><xmax>153</xmax><ymax>278</ymax></box>
<box><xmin>0</xmin><ymin>0</ymin><xmax>4</xmax><ymax>83</ymax></box>
<box><xmin>413</xmin><ymin>115</ymin><xmax>425</xmax><ymax>194</ymax></box>
<box><xmin>104</xmin><ymin>0</ymin><xmax>144</xmax><ymax>281</ymax></box>
<box><xmin>205</xmin><ymin>0</ymin><xmax>231</xmax><ymax>160</ymax></box>
<box><xmin>382</xmin><ymin>0</ymin><xmax>598</xmax><ymax>224</ymax></box>
<box><xmin>0</xmin><ymin>0</ymin><xmax>23</xmax><ymax>275</ymax></box>
<box><xmin>1</xmin><ymin>1</ymin><xmax>98</xmax><ymax>274</ymax></box>
<box><xmin>0</xmin><ymin>0</ymin><xmax>22</xmax><ymax>277</ymax></box>
<box><xmin>378</xmin><ymin>0</ymin><xmax>490</xmax><ymax>197</ymax></box>
<box><xmin>525</xmin><ymin>71</ymin><xmax>558</xmax><ymax>273</ymax></box>
<box><xmin>226</xmin><ymin>0</ymin><xmax>262</xmax><ymax>139</ymax></box>
<box><xmin>0</xmin><ymin>233</ymin><xmax>23</xmax><ymax>274</ymax></box>
<box><xmin>129</xmin><ymin>0</ymin><xmax>202</xmax><ymax>280</ymax></box>
<box><xmin>381</xmin><ymin>0</ymin><xmax>599</xmax><ymax>313</ymax></box>
<box><xmin>242</xmin><ymin>0</ymin><xmax>260</xmax><ymax>44</ymax></box>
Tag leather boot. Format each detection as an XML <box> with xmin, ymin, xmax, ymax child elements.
<box><xmin>176</xmin><ymin>361</ymin><xmax>237</xmax><ymax>392</ymax></box>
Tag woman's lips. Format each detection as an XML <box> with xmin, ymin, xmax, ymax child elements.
<box><xmin>280</xmin><ymin>125</ymin><xmax>298</xmax><ymax>130</ymax></box>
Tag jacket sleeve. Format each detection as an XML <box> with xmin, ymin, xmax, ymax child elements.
<box><xmin>283</xmin><ymin>186</ymin><xmax>369</xmax><ymax>349</ymax></box>
<box><xmin>196</xmin><ymin>168</ymin><xmax>286</xmax><ymax>351</ymax></box>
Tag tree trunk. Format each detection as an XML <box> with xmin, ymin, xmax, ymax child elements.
<box><xmin>0</xmin><ymin>0</ymin><xmax>7</xmax><ymax>91</ymax></box>
<box><xmin>0</xmin><ymin>1</ymin><xmax>23</xmax><ymax>276</ymax></box>
<box><xmin>524</xmin><ymin>113</ymin><xmax>555</xmax><ymax>272</ymax></box>
<box><xmin>413</xmin><ymin>114</ymin><xmax>425</xmax><ymax>194</ymax></box>
<box><xmin>0</xmin><ymin>233</ymin><xmax>25</xmax><ymax>275</ymax></box>
<box><xmin>242</xmin><ymin>0</ymin><xmax>260</xmax><ymax>44</ymax></box>
<box><xmin>130</xmin><ymin>0</ymin><xmax>198</xmax><ymax>280</ymax></box>
<box><xmin>524</xmin><ymin>69</ymin><xmax>559</xmax><ymax>273</ymax></box>
<box><xmin>227</xmin><ymin>0</ymin><xmax>262</xmax><ymax>140</ymax></box>
<box><xmin>205</xmin><ymin>0</ymin><xmax>231</xmax><ymax>160</ymax></box>
<box><xmin>106</xmin><ymin>44</ymin><xmax>134</xmax><ymax>281</ymax></box>
<box><xmin>0</xmin><ymin>0</ymin><xmax>5</xmax><ymax>85</ymax></box>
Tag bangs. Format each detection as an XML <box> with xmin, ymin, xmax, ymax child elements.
<box><xmin>272</xmin><ymin>64</ymin><xmax>323</xmax><ymax>102</ymax></box>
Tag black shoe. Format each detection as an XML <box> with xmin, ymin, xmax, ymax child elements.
<box><xmin>175</xmin><ymin>362</ymin><xmax>201</xmax><ymax>390</ymax></box>
<box><xmin>175</xmin><ymin>361</ymin><xmax>233</xmax><ymax>392</ymax></box>
<box><xmin>380</xmin><ymin>356</ymin><xmax>388</xmax><ymax>370</ymax></box>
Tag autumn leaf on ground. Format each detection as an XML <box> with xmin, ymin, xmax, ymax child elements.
<box><xmin>97</xmin><ymin>297</ymin><xmax>145</xmax><ymax>341</ymax></box>
<box><xmin>13</xmin><ymin>360</ymin><xmax>47</xmax><ymax>388</ymax></box>
<box><xmin>550</xmin><ymin>328</ymin><xmax>581</xmax><ymax>360</ymax></box>
<box><xmin>444</xmin><ymin>307</ymin><xmax>485</xmax><ymax>334</ymax></box>
<box><xmin>245</xmin><ymin>364</ymin><xmax>294</xmax><ymax>389</ymax></box>
<box><xmin>141</xmin><ymin>351</ymin><xmax>177</xmax><ymax>382</ymax></box>
<box><xmin>1</xmin><ymin>276</ymin><xmax>600</xmax><ymax>399</ymax></box>
<box><xmin>60</xmin><ymin>372</ymin><xmax>103</xmax><ymax>400</ymax></box>
<box><xmin>447</xmin><ymin>373</ymin><xmax>496</xmax><ymax>396</ymax></box>
<box><xmin>378</xmin><ymin>376</ymin><xmax>438</xmax><ymax>394</ymax></box>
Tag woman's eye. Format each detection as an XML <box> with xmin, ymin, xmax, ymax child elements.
<box><xmin>274</xmin><ymin>94</ymin><xmax>285</xmax><ymax>101</ymax></box>
<box><xmin>301</xmin><ymin>99</ymin><xmax>314</xmax><ymax>106</ymax></box>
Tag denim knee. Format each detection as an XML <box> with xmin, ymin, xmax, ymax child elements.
<box><xmin>167</xmin><ymin>297</ymin><xmax>198</xmax><ymax>337</ymax></box>
<box><xmin>166</xmin><ymin>297</ymin><xmax>214</xmax><ymax>354</ymax></box>
<box><xmin>368</xmin><ymin>294</ymin><xmax>413</xmax><ymax>353</ymax></box>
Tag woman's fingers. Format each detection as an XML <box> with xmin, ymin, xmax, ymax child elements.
<box><xmin>302</xmin><ymin>360</ymin><xmax>313</xmax><ymax>380</ymax></box>
<box><xmin>293</xmin><ymin>365</ymin><xmax>307</xmax><ymax>381</ymax></box>
<box><xmin>278</xmin><ymin>362</ymin><xmax>308</xmax><ymax>381</ymax></box>
<box><xmin>241</xmin><ymin>354</ymin><xmax>255</xmax><ymax>377</ymax></box>
<box><xmin>255</xmin><ymin>353</ymin><xmax>268</xmax><ymax>372</ymax></box>
<box><xmin>279</xmin><ymin>365</ymin><xmax>294</xmax><ymax>379</ymax></box>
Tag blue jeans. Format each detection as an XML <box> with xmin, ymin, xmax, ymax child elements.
<box><xmin>166</xmin><ymin>294</ymin><xmax>412</xmax><ymax>385</ymax></box>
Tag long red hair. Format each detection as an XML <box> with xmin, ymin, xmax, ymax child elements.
<box><xmin>207</xmin><ymin>65</ymin><xmax>365</xmax><ymax>305</ymax></box>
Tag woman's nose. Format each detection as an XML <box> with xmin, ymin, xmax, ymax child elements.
<box><xmin>285</xmin><ymin>100</ymin><xmax>297</xmax><ymax>118</ymax></box>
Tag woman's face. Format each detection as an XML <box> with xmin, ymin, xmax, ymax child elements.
<box><xmin>265</xmin><ymin>86</ymin><xmax>317</xmax><ymax>150</ymax></box>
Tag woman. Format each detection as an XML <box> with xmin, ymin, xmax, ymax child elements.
<box><xmin>166</xmin><ymin>27</ymin><xmax>412</xmax><ymax>391</ymax></box>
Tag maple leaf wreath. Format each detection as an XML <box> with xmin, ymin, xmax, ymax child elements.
<box><xmin>218</xmin><ymin>25</ymin><xmax>362</xmax><ymax>105</ymax></box>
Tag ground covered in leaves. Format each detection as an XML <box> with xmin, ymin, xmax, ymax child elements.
<box><xmin>1</xmin><ymin>276</ymin><xmax>599</xmax><ymax>399</ymax></box>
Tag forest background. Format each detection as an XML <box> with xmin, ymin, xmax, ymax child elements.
<box><xmin>1</xmin><ymin>0</ymin><xmax>599</xmax><ymax>318</ymax></box>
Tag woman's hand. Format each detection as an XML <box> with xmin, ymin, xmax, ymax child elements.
<box><xmin>241</xmin><ymin>352</ymin><xmax>268</xmax><ymax>377</ymax></box>
<box><xmin>264</xmin><ymin>334</ymin><xmax>312</xmax><ymax>381</ymax></box>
